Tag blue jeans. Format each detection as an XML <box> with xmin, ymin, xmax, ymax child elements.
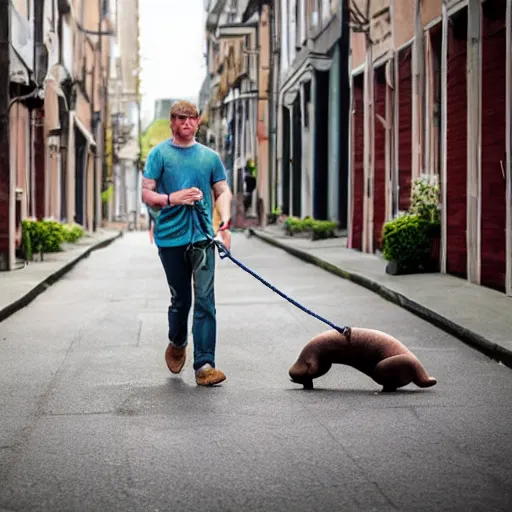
<box><xmin>158</xmin><ymin>241</ymin><xmax>217</xmax><ymax>371</ymax></box>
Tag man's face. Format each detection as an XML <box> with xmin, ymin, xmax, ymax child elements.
<box><xmin>170</xmin><ymin>113</ymin><xmax>200</xmax><ymax>140</ymax></box>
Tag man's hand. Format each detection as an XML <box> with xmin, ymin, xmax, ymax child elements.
<box><xmin>216</xmin><ymin>228</ymin><xmax>231</xmax><ymax>252</ymax></box>
<box><xmin>170</xmin><ymin>187</ymin><xmax>203</xmax><ymax>206</ymax></box>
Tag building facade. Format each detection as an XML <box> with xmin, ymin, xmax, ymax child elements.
<box><xmin>274</xmin><ymin>0</ymin><xmax>349</xmax><ymax>227</ymax></box>
<box><xmin>348</xmin><ymin>0</ymin><xmax>511</xmax><ymax>295</ymax></box>
<box><xmin>203</xmin><ymin>0</ymin><xmax>350</xmax><ymax>227</ymax></box>
<box><xmin>107</xmin><ymin>0</ymin><xmax>142</xmax><ymax>226</ymax></box>
<box><xmin>204</xmin><ymin>0</ymin><xmax>264</xmax><ymax>227</ymax></box>
<box><xmin>201</xmin><ymin>0</ymin><xmax>512</xmax><ymax>297</ymax></box>
<box><xmin>0</xmin><ymin>0</ymin><xmax>139</xmax><ymax>271</ymax></box>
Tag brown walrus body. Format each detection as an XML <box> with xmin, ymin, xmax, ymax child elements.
<box><xmin>289</xmin><ymin>327</ymin><xmax>437</xmax><ymax>391</ymax></box>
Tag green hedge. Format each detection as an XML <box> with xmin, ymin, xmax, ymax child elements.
<box><xmin>381</xmin><ymin>176</ymin><xmax>441</xmax><ymax>273</ymax></box>
<box><xmin>21</xmin><ymin>219</ymin><xmax>85</xmax><ymax>261</ymax></box>
<box><xmin>62</xmin><ymin>222</ymin><xmax>85</xmax><ymax>243</ymax></box>
<box><xmin>312</xmin><ymin>220</ymin><xmax>337</xmax><ymax>240</ymax></box>
<box><xmin>381</xmin><ymin>214</ymin><xmax>432</xmax><ymax>272</ymax></box>
<box><xmin>284</xmin><ymin>216</ymin><xmax>337</xmax><ymax>240</ymax></box>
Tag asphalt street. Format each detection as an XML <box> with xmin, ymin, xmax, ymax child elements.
<box><xmin>1</xmin><ymin>231</ymin><xmax>511</xmax><ymax>512</ymax></box>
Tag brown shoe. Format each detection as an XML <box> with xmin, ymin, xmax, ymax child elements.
<box><xmin>195</xmin><ymin>366</ymin><xmax>226</xmax><ymax>386</ymax></box>
<box><xmin>165</xmin><ymin>344</ymin><xmax>186</xmax><ymax>374</ymax></box>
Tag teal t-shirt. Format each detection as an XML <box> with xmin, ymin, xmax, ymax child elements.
<box><xmin>143</xmin><ymin>139</ymin><xmax>227</xmax><ymax>247</ymax></box>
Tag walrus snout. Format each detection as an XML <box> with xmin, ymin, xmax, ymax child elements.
<box><xmin>289</xmin><ymin>361</ymin><xmax>309</xmax><ymax>381</ymax></box>
<box><xmin>289</xmin><ymin>361</ymin><xmax>315</xmax><ymax>389</ymax></box>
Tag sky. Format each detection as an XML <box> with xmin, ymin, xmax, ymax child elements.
<box><xmin>138</xmin><ymin>0</ymin><xmax>207</xmax><ymax>125</ymax></box>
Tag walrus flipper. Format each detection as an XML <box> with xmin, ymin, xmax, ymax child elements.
<box><xmin>373</xmin><ymin>354</ymin><xmax>437</xmax><ymax>391</ymax></box>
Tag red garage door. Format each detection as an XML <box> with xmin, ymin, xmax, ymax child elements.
<box><xmin>351</xmin><ymin>74</ymin><xmax>364</xmax><ymax>250</ymax></box>
<box><xmin>374</xmin><ymin>66</ymin><xmax>387</xmax><ymax>249</ymax></box>
<box><xmin>446</xmin><ymin>9</ymin><xmax>468</xmax><ymax>278</ymax></box>
<box><xmin>481</xmin><ymin>0</ymin><xmax>507</xmax><ymax>292</ymax></box>
<box><xmin>398</xmin><ymin>47</ymin><xmax>412</xmax><ymax>211</ymax></box>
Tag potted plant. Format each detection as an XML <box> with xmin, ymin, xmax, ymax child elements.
<box><xmin>382</xmin><ymin>175</ymin><xmax>441</xmax><ymax>275</ymax></box>
<box><xmin>267</xmin><ymin>207</ymin><xmax>282</xmax><ymax>225</ymax></box>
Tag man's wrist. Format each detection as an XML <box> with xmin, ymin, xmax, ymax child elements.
<box><xmin>219</xmin><ymin>219</ymin><xmax>231</xmax><ymax>231</ymax></box>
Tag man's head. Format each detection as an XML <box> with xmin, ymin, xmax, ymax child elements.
<box><xmin>170</xmin><ymin>100</ymin><xmax>200</xmax><ymax>144</ymax></box>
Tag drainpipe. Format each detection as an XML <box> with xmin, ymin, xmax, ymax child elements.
<box><xmin>338</xmin><ymin>0</ymin><xmax>350</xmax><ymax>230</ymax></box>
<box><xmin>466</xmin><ymin>0</ymin><xmax>482</xmax><ymax>285</ymax></box>
<box><xmin>268</xmin><ymin>0</ymin><xmax>277</xmax><ymax>214</ymax></box>
<box><xmin>440</xmin><ymin>0</ymin><xmax>448</xmax><ymax>274</ymax></box>
<box><xmin>0</xmin><ymin>0</ymin><xmax>12</xmax><ymax>270</ymax></box>
<box><xmin>328</xmin><ymin>42</ymin><xmax>340</xmax><ymax>222</ymax></box>
<box><xmin>363</xmin><ymin>39</ymin><xmax>374</xmax><ymax>253</ymax></box>
<box><xmin>412</xmin><ymin>0</ymin><xmax>424</xmax><ymax>180</ymax></box>
<box><xmin>507</xmin><ymin>0</ymin><xmax>512</xmax><ymax>295</ymax></box>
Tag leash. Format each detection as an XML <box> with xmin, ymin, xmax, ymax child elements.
<box><xmin>191</xmin><ymin>203</ymin><xmax>351</xmax><ymax>338</ymax></box>
<box><xmin>148</xmin><ymin>201</ymin><xmax>351</xmax><ymax>336</ymax></box>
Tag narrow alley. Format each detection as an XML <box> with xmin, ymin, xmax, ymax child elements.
<box><xmin>1</xmin><ymin>232</ymin><xmax>511</xmax><ymax>511</ymax></box>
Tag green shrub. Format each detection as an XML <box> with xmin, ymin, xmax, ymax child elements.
<box><xmin>382</xmin><ymin>214</ymin><xmax>432</xmax><ymax>272</ymax></box>
<box><xmin>267</xmin><ymin>207</ymin><xmax>282</xmax><ymax>225</ymax></box>
<box><xmin>21</xmin><ymin>220</ymin><xmax>33</xmax><ymax>261</ymax></box>
<box><xmin>21</xmin><ymin>219</ymin><xmax>72</xmax><ymax>260</ymax></box>
<box><xmin>381</xmin><ymin>175</ymin><xmax>441</xmax><ymax>273</ymax></box>
<box><xmin>284</xmin><ymin>216</ymin><xmax>337</xmax><ymax>239</ymax></box>
<box><xmin>101</xmin><ymin>185</ymin><xmax>113</xmax><ymax>204</ymax></box>
<box><xmin>284</xmin><ymin>216</ymin><xmax>304</xmax><ymax>234</ymax></box>
<box><xmin>37</xmin><ymin>219</ymin><xmax>65</xmax><ymax>253</ymax></box>
<box><xmin>62</xmin><ymin>223</ymin><xmax>85</xmax><ymax>243</ymax></box>
<box><xmin>302</xmin><ymin>216</ymin><xmax>314</xmax><ymax>229</ymax></box>
<box><xmin>22</xmin><ymin>219</ymin><xmax>43</xmax><ymax>259</ymax></box>
<box><xmin>312</xmin><ymin>220</ymin><xmax>337</xmax><ymax>240</ymax></box>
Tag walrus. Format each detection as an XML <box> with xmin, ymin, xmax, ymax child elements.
<box><xmin>288</xmin><ymin>327</ymin><xmax>437</xmax><ymax>392</ymax></box>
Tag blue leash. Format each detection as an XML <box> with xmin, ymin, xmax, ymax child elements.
<box><xmin>192</xmin><ymin>203</ymin><xmax>351</xmax><ymax>338</ymax></box>
<box><xmin>149</xmin><ymin>202</ymin><xmax>350</xmax><ymax>337</ymax></box>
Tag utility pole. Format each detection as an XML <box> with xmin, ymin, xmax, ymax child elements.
<box><xmin>0</xmin><ymin>0</ymin><xmax>11</xmax><ymax>270</ymax></box>
<box><xmin>135</xmin><ymin>0</ymin><xmax>142</xmax><ymax>231</ymax></box>
<box><xmin>338</xmin><ymin>0</ymin><xmax>350</xmax><ymax>231</ymax></box>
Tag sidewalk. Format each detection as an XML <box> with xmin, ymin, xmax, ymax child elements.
<box><xmin>0</xmin><ymin>229</ymin><xmax>122</xmax><ymax>323</ymax></box>
<box><xmin>250</xmin><ymin>225</ymin><xmax>512</xmax><ymax>370</ymax></box>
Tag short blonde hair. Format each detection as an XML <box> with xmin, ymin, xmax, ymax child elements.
<box><xmin>170</xmin><ymin>100</ymin><xmax>199</xmax><ymax>119</ymax></box>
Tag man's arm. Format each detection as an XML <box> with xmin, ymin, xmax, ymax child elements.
<box><xmin>142</xmin><ymin>148</ymin><xmax>168</xmax><ymax>208</ymax></box>
<box><xmin>141</xmin><ymin>177</ymin><xmax>168</xmax><ymax>208</ymax></box>
<box><xmin>142</xmin><ymin>178</ymin><xmax>204</xmax><ymax>208</ymax></box>
<box><xmin>212</xmin><ymin>180</ymin><xmax>233</xmax><ymax>226</ymax></box>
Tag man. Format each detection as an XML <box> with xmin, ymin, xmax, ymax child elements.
<box><xmin>141</xmin><ymin>100</ymin><xmax>232</xmax><ymax>386</ymax></box>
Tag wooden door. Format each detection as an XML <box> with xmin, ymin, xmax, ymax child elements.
<box><xmin>446</xmin><ymin>9</ymin><xmax>468</xmax><ymax>278</ymax></box>
<box><xmin>398</xmin><ymin>47</ymin><xmax>412</xmax><ymax>211</ymax></box>
<box><xmin>350</xmin><ymin>74</ymin><xmax>365</xmax><ymax>250</ymax></box>
<box><xmin>481</xmin><ymin>0</ymin><xmax>507</xmax><ymax>292</ymax></box>
<box><xmin>373</xmin><ymin>66</ymin><xmax>387</xmax><ymax>249</ymax></box>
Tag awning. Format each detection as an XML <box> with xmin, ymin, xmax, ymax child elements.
<box><xmin>74</xmin><ymin>114</ymin><xmax>97</xmax><ymax>148</ymax></box>
<box><xmin>279</xmin><ymin>52</ymin><xmax>333</xmax><ymax>107</ymax></box>
<box><xmin>223</xmin><ymin>90</ymin><xmax>258</xmax><ymax>104</ymax></box>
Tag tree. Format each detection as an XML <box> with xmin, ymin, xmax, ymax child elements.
<box><xmin>140</xmin><ymin>119</ymin><xmax>172</xmax><ymax>164</ymax></box>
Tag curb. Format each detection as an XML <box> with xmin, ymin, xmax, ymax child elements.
<box><xmin>249</xmin><ymin>228</ymin><xmax>512</xmax><ymax>370</ymax></box>
<box><xmin>0</xmin><ymin>231</ymin><xmax>123</xmax><ymax>324</ymax></box>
